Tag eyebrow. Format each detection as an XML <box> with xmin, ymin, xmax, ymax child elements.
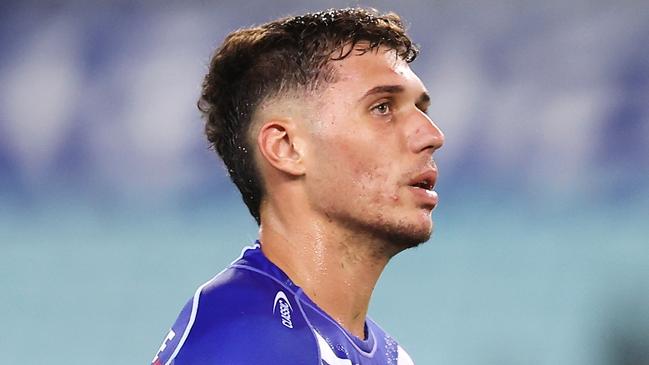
<box><xmin>359</xmin><ymin>84</ymin><xmax>431</xmax><ymax>106</ymax></box>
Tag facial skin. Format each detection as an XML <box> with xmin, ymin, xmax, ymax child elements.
<box><xmin>254</xmin><ymin>45</ymin><xmax>445</xmax><ymax>337</ymax></box>
<box><xmin>302</xmin><ymin>46</ymin><xmax>444</xmax><ymax>254</ymax></box>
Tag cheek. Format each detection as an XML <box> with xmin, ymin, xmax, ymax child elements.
<box><xmin>309</xmin><ymin>128</ymin><xmax>400</xmax><ymax>204</ymax></box>
<box><xmin>355</xmin><ymin>166</ymin><xmax>394</xmax><ymax>199</ymax></box>
<box><xmin>343</xmin><ymin>151</ymin><xmax>400</xmax><ymax>205</ymax></box>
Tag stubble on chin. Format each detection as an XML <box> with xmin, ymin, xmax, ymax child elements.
<box><xmin>381</xmin><ymin>219</ymin><xmax>433</xmax><ymax>254</ymax></box>
<box><xmin>351</xmin><ymin>211</ymin><xmax>433</xmax><ymax>259</ymax></box>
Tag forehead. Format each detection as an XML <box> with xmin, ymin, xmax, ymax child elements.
<box><xmin>325</xmin><ymin>46</ymin><xmax>424</xmax><ymax>94</ymax></box>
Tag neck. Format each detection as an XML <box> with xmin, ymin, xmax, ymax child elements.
<box><xmin>259</xmin><ymin>206</ymin><xmax>392</xmax><ymax>339</ymax></box>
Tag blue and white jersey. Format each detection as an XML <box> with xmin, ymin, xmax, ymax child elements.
<box><xmin>152</xmin><ymin>242</ymin><xmax>415</xmax><ymax>365</ymax></box>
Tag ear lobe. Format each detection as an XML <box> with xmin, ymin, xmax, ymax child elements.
<box><xmin>257</xmin><ymin>121</ymin><xmax>305</xmax><ymax>176</ymax></box>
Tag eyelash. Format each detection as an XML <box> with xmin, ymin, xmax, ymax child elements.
<box><xmin>370</xmin><ymin>100</ymin><xmax>429</xmax><ymax>117</ymax></box>
<box><xmin>370</xmin><ymin>101</ymin><xmax>392</xmax><ymax>116</ymax></box>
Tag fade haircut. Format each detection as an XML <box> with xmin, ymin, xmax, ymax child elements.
<box><xmin>198</xmin><ymin>7</ymin><xmax>419</xmax><ymax>224</ymax></box>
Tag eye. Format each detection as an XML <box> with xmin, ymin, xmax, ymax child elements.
<box><xmin>371</xmin><ymin>101</ymin><xmax>392</xmax><ymax>116</ymax></box>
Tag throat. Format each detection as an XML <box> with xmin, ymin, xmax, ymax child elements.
<box><xmin>258</xmin><ymin>214</ymin><xmax>391</xmax><ymax>340</ymax></box>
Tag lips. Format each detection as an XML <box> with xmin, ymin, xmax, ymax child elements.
<box><xmin>408</xmin><ymin>170</ymin><xmax>437</xmax><ymax>192</ymax></box>
<box><xmin>407</xmin><ymin>169</ymin><xmax>439</xmax><ymax>208</ymax></box>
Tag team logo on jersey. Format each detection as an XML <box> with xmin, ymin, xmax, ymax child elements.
<box><xmin>272</xmin><ymin>291</ymin><xmax>294</xmax><ymax>328</ymax></box>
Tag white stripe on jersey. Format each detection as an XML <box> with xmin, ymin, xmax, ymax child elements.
<box><xmin>314</xmin><ymin>331</ymin><xmax>353</xmax><ymax>365</ymax></box>
<box><xmin>163</xmin><ymin>244</ymin><xmax>260</xmax><ymax>365</ymax></box>
<box><xmin>397</xmin><ymin>345</ymin><xmax>415</xmax><ymax>365</ymax></box>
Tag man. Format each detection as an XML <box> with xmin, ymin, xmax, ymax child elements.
<box><xmin>152</xmin><ymin>7</ymin><xmax>443</xmax><ymax>365</ymax></box>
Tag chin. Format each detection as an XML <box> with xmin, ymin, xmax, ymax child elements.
<box><xmin>341</xmin><ymin>207</ymin><xmax>434</xmax><ymax>256</ymax></box>
<box><xmin>378</xmin><ymin>215</ymin><xmax>434</xmax><ymax>254</ymax></box>
<box><xmin>393</xmin><ymin>224</ymin><xmax>433</xmax><ymax>249</ymax></box>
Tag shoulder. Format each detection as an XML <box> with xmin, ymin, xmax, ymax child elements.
<box><xmin>152</xmin><ymin>265</ymin><xmax>320</xmax><ymax>365</ymax></box>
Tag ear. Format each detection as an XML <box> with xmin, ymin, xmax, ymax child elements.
<box><xmin>257</xmin><ymin>120</ymin><xmax>305</xmax><ymax>176</ymax></box>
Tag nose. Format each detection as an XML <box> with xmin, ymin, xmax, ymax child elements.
<box><xmin>408</xmin><ymin>109</ymin><xmax>444</xmax><ymax>153</ymax></box>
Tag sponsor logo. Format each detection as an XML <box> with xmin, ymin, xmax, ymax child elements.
<box><xmin>272</xmin><ymin>291</ymin><xmax>294</xmax><ymax>328</ymax></box>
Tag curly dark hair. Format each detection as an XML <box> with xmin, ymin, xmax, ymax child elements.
<box><xmin>198</xmin><ymin>7</ymin><xmax>419</xmax><ymax>224</ymax></box>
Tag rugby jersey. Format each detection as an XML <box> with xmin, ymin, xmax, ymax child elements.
<box><xmin>152</xmin><ymin>242</ymin><xmax>415</xmax><ymax>365</ymax></box>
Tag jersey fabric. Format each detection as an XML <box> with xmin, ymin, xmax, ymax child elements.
<box><xmin>152</xmin><ymin>242</ymin><xmax>415</xmax><ymax>365</ymax></box>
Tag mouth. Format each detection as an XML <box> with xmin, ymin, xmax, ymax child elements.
<box><xmin>408</xmin><ymin>170</ymin><xmax>437</xmax><ymax>192</ymax></box>
<box><xmin>407</xmin><ymin>169</ymin><xmax>439</xmax><ymax>208</ymax></box>
<box><xmin>410</xmin><ymin>180</ymin><xmax>434</xmax><ymax>191</ymax></box>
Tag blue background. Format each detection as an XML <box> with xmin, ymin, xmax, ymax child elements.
<box><xmin>1</xmin><ymin>1</ymin><xmax>648</xmax><ymax>364</ymax></box>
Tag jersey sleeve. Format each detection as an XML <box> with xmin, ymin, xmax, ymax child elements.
<box><xmin>151</xmin><ymin>268</ymin><xmax>320</xmax><ymax>365</ymax></box>
<box><xmin>151</xmin><ymin>297</ymin><xmax>194</xmax><ymax>365</ymax></box>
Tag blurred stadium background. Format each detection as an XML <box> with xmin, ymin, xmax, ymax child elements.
<box><xmin>1</xmin><ymin>1</ymin><xmax>648</xmax><ymax>364</ymax></box>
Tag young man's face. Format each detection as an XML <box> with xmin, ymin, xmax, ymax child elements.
<box><xmin>302</xmin><ymin>46</ymin><xmax>444</xmax><ymax>251</ymax></box>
